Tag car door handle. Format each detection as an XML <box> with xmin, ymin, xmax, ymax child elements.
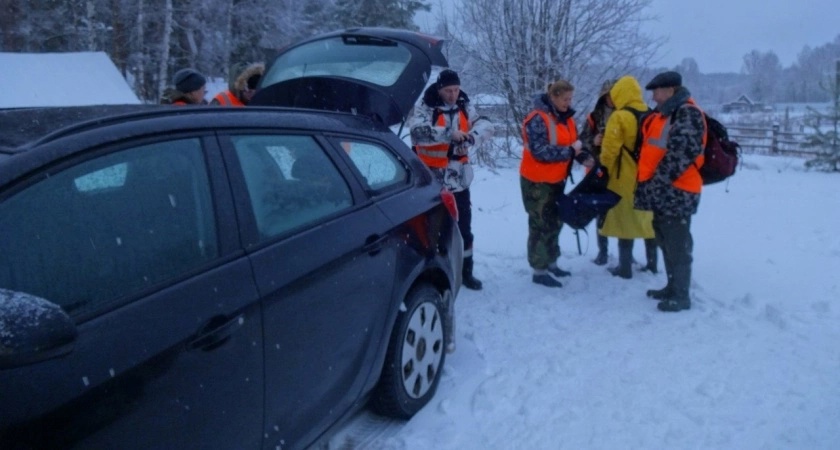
<box><xmin>362</xmin><ymin>234</ymin><xmax>388</xmax><ymax>255</ymax></box>
<box><xmin>188</xmin><ymin>314</ymin><xmax>244</xmax><ymax>351</ymax></box>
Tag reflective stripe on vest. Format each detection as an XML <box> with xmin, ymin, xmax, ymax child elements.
<box><xmin>519</xmin><ymin>110</ymin><xmax>577</xmax><ymax>183</ymax></box>
<box><xmin>213</xmin><ymin>91</ymin><xmax>244</xmax><ymax>107</ymax></box>
<box><xmin>637</xmin><ymin>104</ymin><xmax>706</xmax><ymax>193</ymax></box>
<box><xmin>415</xmin><ymin>108</ymin><xmax>469</xmax><ymax>169</ymax></box>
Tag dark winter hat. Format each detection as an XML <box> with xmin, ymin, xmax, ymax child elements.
<box><xmin>174</xmin><ymin>68</ymin><xmax>206</xmax><ymax>93</ymax></box>
<box><xmin>645</xmin><ymin>71</ymin><xmax>682</xmax><ymax>90</ymax></box>
<box><xmin>436</xmin><ymin>69</ymin><xmax>461</xmax><ymax>89</ymax></box>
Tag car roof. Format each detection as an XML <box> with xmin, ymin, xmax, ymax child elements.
<box><xmin>0</xmin><ymin>104</ymin><xmax>393</xmax><ymax>154</ymax></box>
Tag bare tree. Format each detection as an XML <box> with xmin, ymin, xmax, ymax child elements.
<box><xmin>451</xmin><ymin>0</ymin><xmax>660</xmax><ymax>145</ymax></box>
<box><xmin>156</xmin><ymin>0</ymin><xmax>174</xmax><ymax>98</ymax></box>
<box><xmin>742</xmin><ymin>50</ymin><xmax>781</xmax><ymax>102</ymax></box>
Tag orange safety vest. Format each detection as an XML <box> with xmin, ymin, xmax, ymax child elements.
<box><xmin>637</xmin><ymin>101</ymin><xmax>706</xmax><ymax>193</ymax></box>
<box><xmin>172</xmin><ymin>99</ymin><xmax>188</xmax><ymax>106</ymax></box>
<box><xmin>520</xmin><ymin>110</ymin><xmax>578</xmax><ymax>183</ymax></box>
<box><xmin>415</xmin><ymin>108</ymin><xmax>469</xmax><ymax>169</ymax></box>
<box><xmin>213</xmin><ymin>91</ymin><xmax>245</xmax><ymax>107</ymax></box>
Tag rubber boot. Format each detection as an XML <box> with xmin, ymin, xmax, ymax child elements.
<box><xmin>593</xmin><ymin>234</ymin><xmax>608</xmax><ymax>265</ymax></box>
<box><xmin>462</xmin><ymin>256</ymin><xmax>483</xmax><ymax>290</ymax></box>
<box><xmin>657</xmin><ymin>263</ymin><xmax>691</xmax><ymax>311</ymax></box>
<box><xmin>640</xmin><ymin>238</ymin><xmax>658</xmax><ymax>274</ymax></box>
<box><xmin>608</xmin><ymin>239</ymin><xmax>633</xmax><ymax>279</ymax></box>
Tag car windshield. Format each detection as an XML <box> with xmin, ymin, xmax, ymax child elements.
<box><xmin>263</xmin><ymin>36</ymin><xmax>412</xmax><ymax>88</ymax></box>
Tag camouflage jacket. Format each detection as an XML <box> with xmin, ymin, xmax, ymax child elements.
<box><xmin>407</xmin><ymin>86</ymin><xmax>494</xmax><ymax>157</ymax></box>
<box><xmin>634</xmin><ymin>87</ymin><xmax>704</xmax><ymax>217</ymax></box>
<box><xmin>522</xmin><ymin>94</ymin><xmax>578</xmax><ymax>163</ymax></box>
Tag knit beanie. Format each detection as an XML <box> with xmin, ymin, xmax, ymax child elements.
<box><xmin>174</xmin><ymin>68</ymin><xmax>206</xmax><ymax>93</ymax></box>
<box><xmin>437</xmin><ymin>69</ymin><xmax>461</xmax><ymax>89</ymax></box>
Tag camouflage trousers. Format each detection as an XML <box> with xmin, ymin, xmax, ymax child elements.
<box><xmin>520</xmin><ymin>176</ymin><xmax>565</xmax><ymax>270</ymax></box>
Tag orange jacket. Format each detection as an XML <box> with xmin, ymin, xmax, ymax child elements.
<box><xmin>212</xmin><ymin>90</ymin><xmax>245</xmax><ymax>107</ymax></box>
<box><xmin>520</xmin><ymin>110</ymin><xmax>577</xmax><ymax>183</ymax></box>
<box><xmin>637</xmin><ymin>102</ymin><xmax>706</xmax><ymax>193</ymax></box>
<box><xmin>415</xmin><ymin>109</ymin><xmax>470</xmax><ymax>169</ymax></box>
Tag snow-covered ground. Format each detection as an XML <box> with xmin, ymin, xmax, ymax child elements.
<box><xmin>330</xmin><ymin>153</ymin><xmax>840</xmax><ymax>449</ymax></box>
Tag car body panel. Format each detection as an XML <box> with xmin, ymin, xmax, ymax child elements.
<box><xmin>0</xmin><ymin>105</ymin><xmax>461</xmax><ymax>449</ymax></box>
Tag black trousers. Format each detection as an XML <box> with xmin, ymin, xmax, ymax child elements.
<box><xmin>652</xmin><ymin>215</ymin><xmax>693</xmax><ymax>299</ymax></box>
<box><xmin>453</xmin><ymin>189</ymin><xmax>473</xmax><ymax>254</ymax></box>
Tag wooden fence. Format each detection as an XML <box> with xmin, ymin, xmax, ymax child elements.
<box><xmin>726</xmin><ymin>124</ymin><xmax>822</xmax><ymax>157</ymax></box>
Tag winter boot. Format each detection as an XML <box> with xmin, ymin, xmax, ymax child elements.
<box><xmin>532</xmin><ymin>271</ymin><xmax>563</xmax><ymax>288</ymax></box>
<box><xmin>608</xmin><ymin>239</ymin><xmax>633</xmax><ymax>279</ymax></box>
<box><xmin>593</xmin><ymin>235</ymin><xmax>608</xmax><ymax>265</ymax></box>
<box><xmin>462</xmin><ymin>256</ymin><xmax>483</xmax><ymax>290</ymax></box>
<box><xmin>646</xmin><ymin>286</ymin><xmax>674</xmax><ymax>300</ymax></box>
<box><xmin>548</xmin><ymin>263</ymin><xmax>571</xmax><ymax>278</ymax></box>
<box><xmin>658</xmin><ymin>263</ymin><xmax>691</xmax><ymax>312</ymax></box>
<box><xmin>640</xmin><ymin>238</ymin><xmax>658</xmax><ymax>274</ymax></box>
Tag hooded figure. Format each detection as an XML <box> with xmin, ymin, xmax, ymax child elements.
<box><xmin>597</xmin><ymin>75</ymin><xmax>656</xmax><ymax>278</ymax></box>
<box><xmin>211</xmin><ymin>62</ymin><xmax>265</xmax><ymax>106</ymax></box>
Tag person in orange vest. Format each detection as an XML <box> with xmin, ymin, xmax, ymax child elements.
<box><xmin>635</xmin><ymin>71</ymin><xmax>706</xmax><ymax>312</ymax></box>
<box><xmin>211</xmin><ymin>62</ymin><xmax>264</xmax><ymax>107</ymax></box>
<box><xmin>408</xmin><ymin>69</ymin><xmax>493</xmax><ymax>290</ymax></box>
<box><xmin>520</xmin><ymin>80</ymin><xmax>595</xmax><ymax>288</ymax></box>
<box><xmin>162</xmin><ymin>68</ymin><xmax>207</xmax><ymax>105</ymax></box>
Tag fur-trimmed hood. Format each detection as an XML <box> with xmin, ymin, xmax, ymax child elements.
<box><xmin>231</xmin><ymin>63</ymin><xmax>265</xmax><ymax>92</ymax></box>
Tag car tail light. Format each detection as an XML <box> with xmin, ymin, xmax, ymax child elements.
<box><xmin>441</xmin><ymin>188</ymin><xmax>458</xmax><ymax>221</ymax></box>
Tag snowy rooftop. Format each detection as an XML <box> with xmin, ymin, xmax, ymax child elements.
<box><xmin>1</xmin><ymin>52</ymin><xmax>140</xmax><ymax>108</ymax></box>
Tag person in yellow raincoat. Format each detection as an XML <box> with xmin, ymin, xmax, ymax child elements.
<box><xmin>598</xmin><ymin>75</ymin><xmax>658</xmax><ymax>279</ymax></box>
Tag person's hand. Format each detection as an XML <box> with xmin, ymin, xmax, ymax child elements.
<box><xmin>451</xmin><ymin>130</ymin><xmax>468</xmax><ymax>143</ymax></box>
<box><xmin>572</xmin><ymin>140</ymin><xmax>583</xmax><ymax>152</ymax></box>
<box><xmin>593</xmin><ymin>134</ymin><xmax>603</xmax><ymax>146</ymax></box>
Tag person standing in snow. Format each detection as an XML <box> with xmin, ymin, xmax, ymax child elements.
<box><xmin>408</xmin><ymin>69</ymin><xmax>494</xmax><ymax>291</ymax></box>
<box><xmin>520</xmin><ymin>79</ymin><xmax>595</xmax><ymax>288</ymax></box>
<box><xmin>597</xmin><ymin>75</ymin><xmax>657</xmax><ymax>280</ymax></box>
<box><xmin>162</xmin><ymin>68</ymin><xmax>208</xmax><ymax>106</ymax></box>
<box><xmin>211</xmin><ymin>62</ymin><xmax>264</xmax><ymax>107</ymax></box>
<box><xmin>580</xmin><ymin>79</ymin><xmax>616</xmax><ymax>266</ymax></box>
<box><xmin>635</xmin><ymin>71</ymin><xmax>705</xmax><ymax>312</ymax></box>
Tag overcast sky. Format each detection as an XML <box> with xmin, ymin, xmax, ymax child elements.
<box><xmin>650</xmin><ymin>0</ymin><xmax>839</xmax><ymax>73</ymax></box>
<box><xmin>416</xmin><ymin>0</ymin><xmax>838</xmax><ymax>74</ymax></box>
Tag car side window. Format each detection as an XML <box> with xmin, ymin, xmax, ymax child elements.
<box><xmin>231</xmin><ymin>135</ymin><xmax>353</xmax><ymax>240</ymax></box>
<box><xmin>338</xmin><ymin>139</ymin><xmax>408</xmax><ymax>191</ymax></box>
<box><xmin>0</xmin><ymin>139</ymin><xmax>218</xmax><ymax>318</ymax></box>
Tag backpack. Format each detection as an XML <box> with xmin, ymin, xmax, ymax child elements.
<box><xmin>614</xmin><ymin>106</ymin><xmax>651</xmax><ymax>179</ymax></box>
<box><xmin>620</xmin><ymin>106</ymin><xmax>651</xmax><ymax>160</ymax></box>
<box><xmin>699</xmin><ymin>114</ymin><xmax>740</xmax><ymax>185</ymax></box>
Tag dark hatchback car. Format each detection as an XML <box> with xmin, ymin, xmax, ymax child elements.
<box><xmin>0</xmin><ymin>103</ymin><xmax>462</xmax><ymax>448</ymax></box>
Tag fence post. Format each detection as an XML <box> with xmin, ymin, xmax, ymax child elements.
<box><xmin>771</xmin><ymin>123</ymin><xmax>780</xmax><ymax>154</ymax></box>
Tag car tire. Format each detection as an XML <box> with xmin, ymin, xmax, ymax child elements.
<box><xmin>370</xmin><ymin>284</ymin><xmax>447</xmax><ymax>419</ymax></box>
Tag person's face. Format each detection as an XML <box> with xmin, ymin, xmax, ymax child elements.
<box><xmin>550</xmin><ymin>90</ymin><xmax>574</xmax><ymax>112</ymax></box>
<box><xmin>185</xmin><ymin>85</ymin><xmax>207</xmax><ymax>104</ymax></box>
<box><xmin>438</xmin><ymin>85</ymin><xmax>460</xmax><ymax>105</ymax></box>
<box><xmin>241</xmin><ymin>87</ymin><xmax>256</xmax><ymax>104</ymax></box>
<box><xmin>605</xmin><ymin>94</ymin><xmax>615</xmax><ymax>109</ymax></box>
<box><xmin>651</xmin><ymin>87</ymin><xmax>674</xmax><ymax>107</ymax></box>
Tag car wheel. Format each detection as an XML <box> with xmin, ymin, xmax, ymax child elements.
<box><xmin>370</xmin><ymin>284</ymin><xmax>447</xmax><ymax>419</ymax></box>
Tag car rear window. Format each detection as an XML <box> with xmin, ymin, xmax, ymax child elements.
<box><xmin>263</xmin><ymin>36</ymin><xmax>412</xmax><ymax>88</ymax></box>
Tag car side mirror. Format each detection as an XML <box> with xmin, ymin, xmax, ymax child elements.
<box><xmin>0</xmin><ymin>289</ymin><xmax>77</xmax><ymax>369</ymax></box>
